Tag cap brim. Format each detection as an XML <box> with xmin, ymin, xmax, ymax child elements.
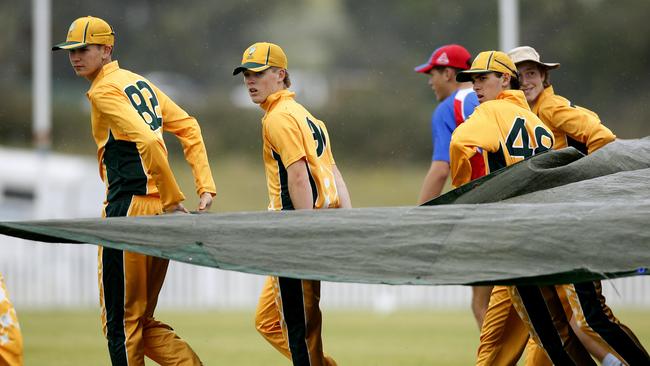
<box><xmin>414</xmin><ymin>63</ymin><xmax>434</xmax><ymax>74</ymax></box>
<box><xmin>232</xmin><ymin>62</ymin><xmax>272</xmax><ymax>75</ymax></box>
<box><xmin>52</xmin><ymin>41</ymin><xmax>88</xmax><ymax>51</ymax></box>
<box><xmin>538</xmin><ymin>61</ymin><xmax>560</xmax><ymax>69</ymax></box>
<box><xmin>514</xmin><ymin>59</ymin><xmax>560</xmax><ymax>70</ymax></box>
<box><xmin>456</xmin><ymin>69</ymin><xmax>491</xmax><ymax>82</ymax></box>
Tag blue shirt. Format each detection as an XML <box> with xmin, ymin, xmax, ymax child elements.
<box><xmin>431</xmin><ymin>88</ymin><xmax>479</xmax><ymax>162</ymax></box>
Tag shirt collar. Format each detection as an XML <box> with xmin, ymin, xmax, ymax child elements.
<box><xmin>496</xmin><ymin>89</ymin><xmax>532</xmax><ymax>110</ymax></box>
<box><xmin>88</xmin><ymin>60</ymin><xmax>120</xmax><ymax>92</ymax></box>
<box><xmin>260</xmin><ymin>89</ymin><xmax>295</xmax><ymax>113</ymax></box>
<box><xmin>532</xmin><ymin>86</ymin><xmax>555</xmax><ymax>115</ymax></box>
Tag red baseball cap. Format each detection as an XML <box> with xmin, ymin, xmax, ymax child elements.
<box><xmin>414</xmin><ymin>44</ymin><xmax>472</xmax><ymax>74</ymax></box>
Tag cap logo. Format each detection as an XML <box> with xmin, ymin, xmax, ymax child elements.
<box><xmin>436</xmin><ymin>52</ymin><xmax>449</xmax><ymax>65</ymax></box>
<box><xmin>246</xmin><ymin>46</ymin><xmax>257</xmax><ymax>60</ymax></box>
<box><xmin>67</xmin><ymin>21</ymin><xmax>76</xmax><ymax>37</ymax></box>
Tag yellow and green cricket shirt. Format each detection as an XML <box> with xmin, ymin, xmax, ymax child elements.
<box><xmin>450</xmin><ymin>89</ymin><xmax>555</xmax><ymax>187</ymax></box>
<box><xmin>260</xmin><ymin>89</ymin><xmax>340</xmax><ymax>211</ymax></box>
<box><xmin>532</xmin><ymin>86</ymin><xmax>615</xmax><ymax>154</ymax></box>
<box><xmin>87</xmin><ymin>61</ymin><xmax>215</xmax><ymax>210</ymax></box>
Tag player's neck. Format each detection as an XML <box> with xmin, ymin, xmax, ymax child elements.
<box><xmin>86</xmin><ymin>58</ymin><xmax>112</xmax><ymax>82</ymax></box>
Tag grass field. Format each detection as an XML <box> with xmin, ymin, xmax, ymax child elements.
<box><xmin>19</xmin><ymin>308</ymin><xmax>650</xmax><ymax>365</ymax></box>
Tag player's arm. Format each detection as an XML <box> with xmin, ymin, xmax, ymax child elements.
<box><xmin>332</xmin><ymin>164</ymin><xmax>352</xmax><ymax>209</ymax></box>
<box><xmin>417</xmin><ymin>161</ymin><xmax>449</xmax><ymax>204</ymax></box>
<box><xmin>546</xmin><ymin>101</ymin><xmax>616</xmax><ymax>154</ymax></box>
<box><xmin>157</xmin><ymin>87</ymin><xmax>217</xmax><ymax>211</ymax></box>
<box><xmin>91</xmin><ymin>87</ymin><xmax>185</xmax><ymax>212</ymax></box>
<box><xmin>418</xmin><ymin>104</ymin><xmax>455</xmax><ymax>204</ymax></box>
<box><xmin>449</xmin><ymin>108</ymin><xmax>499</xmax><ymax>187</ymax></box>
<box><xmin>286</xmin><ymin>158</ymin><xmax>314</xmax><ymax>210</ymax></box>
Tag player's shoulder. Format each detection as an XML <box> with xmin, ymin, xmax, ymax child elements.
<box><xmin>537</xmin><ymin>91</ymin><xmax>584</xmax><ymax>123</ymax></box>
<box><xmin>263</xmin><ymin>105</ymin><xmax>299</xmax><ymax>130</ymax></box>
<box><xmin>266</xmin><ymin>100</ymin><xmax>295</xmax><ymax>116</ymax></box>
<box><xmin>454</xmin><ymin>88</ymin><xmax>479</xmax><ymax>116</ymax></box>
<box><xmin>433</xmin><ymin>93</ymin><xmax>456</xmax><ymax>116</ymax></box>
<box><xmin>453</xmin><ymin>88</ymin><xmax>477</xmax><ymax>102</ymax></box>
<box><xmin>109</xmin><ymin>65</ymin><xmax>155</xmax><ymax>85</ymax></box>
<box><xmin>92</xmin><ymin>67</ymin><xmax>136</xmax><ymax>91</ymax></box>
<box><xmin>87</xmin><ymin>79</ymin><xmax>116</xmax><ymax>100</ymax></box>
<box><xmin>540</xmin><ymin>90</ymin><xmax>570</xmax><ymax>109</ymax></box>
<box><xmin>437</xmin><ymin>92</ymin><xmax>457</xmax><ymax>108</ymax></box>
<box><xmin>274</xmin><ymin>97</ymin><xmax>312</xmax><ymax>118</ymax></box>
<box><xmin>440</xmin><ymin>88</ymin><xmax>479</xmax><ymax>110</ymax></box>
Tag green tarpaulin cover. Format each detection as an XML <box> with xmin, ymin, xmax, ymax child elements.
<box><xmin>1</xmin><ymin>138</ymin><xmax>649</xmax><ymax>286</ymax></box>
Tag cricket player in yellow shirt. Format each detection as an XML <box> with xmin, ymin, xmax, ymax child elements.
<box><xmin>449</xmin><ymin>52</ymin><xmax>559</xmax><ymax>366</ymax></box>
<box><xmin>53</xmin><ymin>16</ymin><xmax>216</xmax><ymax>366</ymax></box>
<box><xmin>233</xmin><ymin>42</ymin><xmax>352</xmax><ymax>366</ymax></box>
<box><xmin>449</xmin><ymin>50</ymin><xmax>554</xmax><ymax>184</ymax></box>
<box><xmin>0</xmin><ymin>273</ymin><xmax>22</xmax><ymax>366</ymax></box>
<box><xmin>451</xmin><ymin>50</ymin><xmax>595</xmax><ymax>365</ymax></box>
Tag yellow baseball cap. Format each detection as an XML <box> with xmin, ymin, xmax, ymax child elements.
<box><xmin>232</xmin><ymin>42</ymin><xmax>288</xmax><ymax>75</ymax></box>
<box><xmin>456</xmin><ymin>50</ymin><xmax>518</xmax><ymax>82</ymax></box>
<box><xmin>52</xmin><ymin>16</ymin><xmax>114</xmax><ymax>51</ymax></box>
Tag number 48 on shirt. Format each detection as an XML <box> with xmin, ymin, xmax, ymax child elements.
<box><xmin>506</xmin><ymin>117</ymin><xmax>554</xmax><ymax>158</ymax></box>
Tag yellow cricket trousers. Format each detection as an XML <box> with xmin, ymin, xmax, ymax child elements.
<box><xmin>0</xmin><ymin>273</ymin><xmax>22</xmax><ymax>366</ymax></box>
<box><xmin>480</xmin><ymin>282</ymin><xmax>650</xmax><ymax>365</ymax></box>
<box><xmin>516</xmin><ymin>282</ymin><xmax>649</xmax><ymax>365</ymax></box>
<box><xmin>99</xmin><ymin>195</ymin><xmax>201</xmax><ymax>366</ymax></box>
<box><xmin>509</xmin><ymin>285</ymin><xmax>595</xmax><ymax>365</ymax></box>
<box><xmin>477</xmin><ymin>285</ymin><xmax>594</xmax><ymax>365</ymax></box>
<box><xmin>517</xmin><ymin>284</ymin><xmax>578</xmax><ymax>366</ymax></box>
<box><xmin>476</xmin><ymin>285</ymin><xmax>529</xmax><ymax>366</ymax></box>
<box><xmin>561</xmin><ymin>281</ymin><xmax>649</xmax><ymax>364</ymax></box>
<box><xmin>255</xmin><ymin>276</ymin><xmax>337</xmax><ymax>366</ymax></box>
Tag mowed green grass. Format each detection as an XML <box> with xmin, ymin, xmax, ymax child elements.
<box><xmin>19</xmin><ymin>309</ymin><xmax>650</xmax><ymax>365</ymax></box>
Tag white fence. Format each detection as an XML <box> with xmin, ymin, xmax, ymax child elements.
<box><xmin>0</xmin><ymin>147</ymin><xmax>648</xmax><ymax>310</ymax></box>
<box><xmin>1</xmin><ymin>238</ymin><xmax>649</xmax><ymax>310</ymax></box>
